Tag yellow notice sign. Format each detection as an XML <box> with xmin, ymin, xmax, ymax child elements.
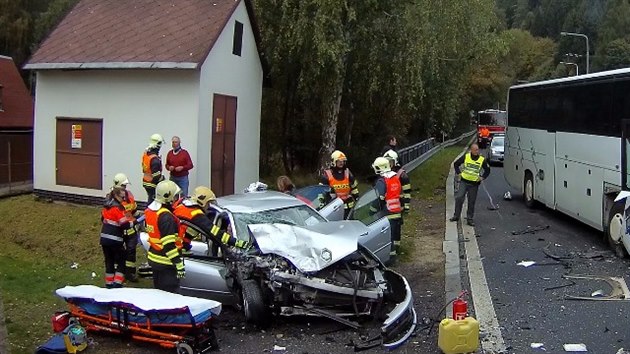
<box><xmin>71</xmin><ymin>124</ymin><xmax>82</xmax><ymax>149</ymax></box>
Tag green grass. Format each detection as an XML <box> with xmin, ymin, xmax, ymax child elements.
<box><xmin>0</xmin><ymin>195</ymin><xmax>152</xmax><ymax>352</ymax></box>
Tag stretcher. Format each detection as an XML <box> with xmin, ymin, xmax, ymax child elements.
<box><xmin>56</xmin><ymin>285</ymin><xmax>222</xmax><ymax>353</ymax></box>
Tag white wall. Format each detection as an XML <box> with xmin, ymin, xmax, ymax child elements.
<box><xmin>197</xmin><ymin>0</ymin><xmax>263</xmax><ymax>192</ymax></box>
<box><xmin>33</xmin><ymin>70</ymin><xmax>199</xmax><ymax>201</ymax></box>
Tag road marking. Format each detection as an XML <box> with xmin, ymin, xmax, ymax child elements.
<box><xmin>463</xmin><ymin>220</ymin><xmax>507</xmax><ymax>353</ymax></box>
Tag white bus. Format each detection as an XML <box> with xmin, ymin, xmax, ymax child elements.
<box><xmin>505</xmin><ymin>68</ymin><xmax>630</xmax><ymax>256</ymax></box>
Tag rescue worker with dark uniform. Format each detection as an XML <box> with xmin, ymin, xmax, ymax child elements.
<box><xmin>450</xmin><ymin>143</ymin><xmax>491</xmax><ymax>226</ymax></box>
<box><xmin>113</xmin><ymin>173</ymin><xmax>141</xmax><ymax>282</ymax></box>
<box><xmin>173</xmin><ymin>186</ymin><xmax>249</xmax><ymax>252</ymax></box>
<box><xmin>372</xmin><ymin>157</ymin><xmax>403</xmax><ymax>257</ymax></box>
<box><xmin>383</xmin><ymin>150</ymin><xmax>411</xmax><ymax>215</ymax></box>
<box><xmin>144</xmin><ymin>180</ymin><xmax>185</xmax><ymax>293</ymax></box>
<box><xmin>142</xmin><ymin>133</ymin><xmax>165</xmax><ymax>204</ymax></box>
<box><xmin>100</xmin><ymin>185</ymin><xmax>135</xmax><ymax>288</ymax></box>
<box><xmin>318</xmin><ymin>150</ymin><xmax>360</xmax><ymax>218</ymax></box>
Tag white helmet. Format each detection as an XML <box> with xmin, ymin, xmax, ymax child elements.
<box><xmin>148</xmin><ymin>133</ymin><xmax>164</xmax><ymax>149</ymax></box>
<box><xmin>372</xmin><ymin>157</ymin><xmax>391</xmax><ymax>175</ymax></box>
<box><xmin>330</xmin><ymin>150</ymin><xmax>347</xmax><ymax>166</ymax></box>
<box><xmin>383</xmin><ymin>149</ymin><xmax>398</xmax><ymax>166</ymax></box>
<box><xmin>191</xmin><ymin>186</ymin><xmax>216</xmax><ymax>208</ymax></box>
<box><xmin>113</xmin><ymin>173</ymin><xmax>129</xmax><ymax>189</ymax></box>
<box><xmin>155</xmin><ymin>180</ymin><xmax>181</xmax><ymax>204</ymax></box>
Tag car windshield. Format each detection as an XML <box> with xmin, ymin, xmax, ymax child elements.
<box><xmin>232</xmin><ymin>205</ymin><xmax>326</xmax><ymax>241</ymax></box>
<box><xmin>492</xmin><ymin>137</ymin><xmax>504</xmax><ymax>147</ymax></box>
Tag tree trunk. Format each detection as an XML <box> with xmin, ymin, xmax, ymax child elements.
<box><xmin>345</xmin><ymin>99</ymin><xmax>354</xmax><ymax>147</ymax></box>
<box><xmin>317</xmin><ymin>79</ymin><xmax>344</xmax><ymax>174</ymax></box>
<box><xmin>281</xmin><ymin>75</ymin><xmax>292</xmax><ymax>175</ymax></box>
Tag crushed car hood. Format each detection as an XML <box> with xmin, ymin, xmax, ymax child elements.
<box><xmin>248</xmin><ymin>221</ymin><xmax>367</xmax><ymax>273</ymax></box>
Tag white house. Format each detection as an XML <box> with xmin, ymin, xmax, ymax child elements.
<box><xmin>25</xmin><ymin>0</ymin><xmax>266</xmax><ymax>203</ymax></box>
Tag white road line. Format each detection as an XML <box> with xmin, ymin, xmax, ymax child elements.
<box><xmin>463</xmin><ymin>220</ymin><xmax>507</xmax><ymax>353</ymax></box>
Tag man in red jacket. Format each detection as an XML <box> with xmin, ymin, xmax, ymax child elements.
<box><xmin>166</xmin><ymin>136</ymin><xmax>194</xmax><ymax>197</ymax></box>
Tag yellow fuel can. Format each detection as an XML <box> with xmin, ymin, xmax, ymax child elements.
<box><xmin>437</xmin><ymin>317</ymin><xmax>480</xmax><ymax>354</ymax></box>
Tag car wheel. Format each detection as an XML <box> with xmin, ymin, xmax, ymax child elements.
<box><xmin>241</xmin><ymin>279</ymin><xmax>270</xmax><ymax>327</ymax></box>
<box><xmin>606</xmin><ymin>203</ymin><xmax>626</xmax><ymax>258</ymax></box>
<box><xmin>524</xmin><ymin>172</ymin><xmax>535</xmax><ymax>208</ymax></box>
<box><xmin>176</xmin><ymin>342</ymin><xmax>194</xmax><ymax>354</ymax></box>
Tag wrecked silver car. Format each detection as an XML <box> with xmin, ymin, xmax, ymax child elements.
<box><xmin>140</xmin><ymin>190</ymin><xmax>417</xmax><ymax>349</ymax></box>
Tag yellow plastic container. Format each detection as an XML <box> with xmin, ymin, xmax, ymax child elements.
<box><xmin>437</xmin><ymin>317</ymin><xmax>480</xmax><ymax>354</ymax></box>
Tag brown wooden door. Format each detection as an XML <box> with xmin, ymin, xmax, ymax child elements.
<box><xmin>211</xmin><ymin>94</ymin><xmax>237</xmax><ymax>196</ymax></box>
<box><xmin>56</xmin><ymin>118</ymin><xmax>102</xmax><ymax>189</ymax></box>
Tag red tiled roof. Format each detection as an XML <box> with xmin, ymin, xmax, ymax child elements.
<box><xmin>0</xmin><ymin>56</ymin><xmax>33</xmax><ymax>128</ymax></box>
<box><xmin>26</xmin><ymin>0</ymin><xmax>244</xmax><ymax>69</ymax></box>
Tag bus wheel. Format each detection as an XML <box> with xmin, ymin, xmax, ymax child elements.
<box><xmin>606</xmin><ymin>203</ymin><xmax>626</xmax><ymax>258</ymax></box>
<box><xmin>524</xmin><ymin>172</ymin><xmax>535</xmax><ymax>208</ymax></box>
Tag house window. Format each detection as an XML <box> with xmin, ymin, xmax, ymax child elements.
<box><xmin>233</xmin><ymin>21</ymin><xmax>243</xmax><ymax>56</ymax></box>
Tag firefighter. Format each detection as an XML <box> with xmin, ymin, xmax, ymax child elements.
<box><xmin>174</xmin><ymin>186</ymin><xmax>249</xmax><ymax>252</ymax></box>
<box><xmin>100</xmin><ymin>186</ymin><xmax>135</xmax><ymax>288</ymax></box>
<box><xmin>383</xmin><ymin>150</ymin><xmax>411</xmax><ymax>215</ymax></box>
<box><xmin>142</xmin><ymin>133</ymin><xmax>165</xmax><ymax>204</ymax></box>
<box><xmin>318</xmin><ymin>150</ymin><xmax>360</xmax><ymax>218</ymax></box>
<box><xmin>112</xmin><ymin>173</ymin><xmax>141</xmax><ymax>282</ymax></box>
<box><xmin>144</xmin><ymin>180</ymin><xmax>185</xmax><ymax>293</ymax></box>
<box><xmin>450</xmin><ymin>143</ymin><xmax>491</xmax><ymax>226</ymax></box>
<box><xmin>372</xmin><ymin>157</ymin><xmax>402</xmax><ymax>257</ymax></box>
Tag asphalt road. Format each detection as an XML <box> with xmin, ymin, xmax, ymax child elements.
<box><xmin>471</xmin><ymin>161</ymin><xmax>630</xmax><ymax>353</ymax></box>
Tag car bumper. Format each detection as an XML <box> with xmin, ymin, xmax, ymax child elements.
<box><xmin>381</xmin><ymin>270</ymin><xmax>417</xmax><ymax>349</ymax></box>
<box><xmin>489</xmin><ymin>152</ymin><xmax>504</xmax><ymax>162</ymax></box>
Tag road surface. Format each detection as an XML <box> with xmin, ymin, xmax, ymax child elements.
<box><xmin>466</xmin><ymin>161</ymin><xmax>630</xmax><ymax>353</ymax></box>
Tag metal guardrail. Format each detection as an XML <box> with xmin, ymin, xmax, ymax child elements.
<box><xmin>402</xmin><ymin>130</ymin><xmax>476</xmax><ymax>173</ymax></box>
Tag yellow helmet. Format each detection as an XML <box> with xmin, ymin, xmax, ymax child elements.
<box><xmin>372</xmin><ymin>157</ymin><xmax>391</xmax><ymax>175</ymax></box>
<box><xmin>155</xmin><ymin>180</ymin><xmax>180</xmax><ymax>204</ymax></box>
<box><xmin>112</xmin><ymin>173</ymin><xmax>129</xmax><ymax>189</ymax></box>
<box><xmin>148</xmin><ymin>133</ymin><xmax>164</xmax><ymax>149</ymax></box>
<box><xmin>330</xmin><ymin>150</ymin><xmax>347</xmax><ymax>166</ymax></box>
<box><xmin>383</xmin><ymin>149</ymin><xmax>398</xmax><ymax>166</ymax></box>
<box><xmin>191</xmin><ymin>186</ymin><xmax>216</xmax><ymax>208</ymax></box>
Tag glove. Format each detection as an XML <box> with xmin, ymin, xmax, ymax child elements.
<box><xmin>124</xmin><ymin>227</ymin><xmax>136</xmax><ymax>236</ymax></box>
<box><xmin>177</xmin><ymin>270</ymin><xmax>186</xmax><ymax>279</ymax></box>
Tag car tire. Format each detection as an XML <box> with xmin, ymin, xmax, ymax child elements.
<box><xmin>241</xmin><ymin>279</ymin><xmax>270</xmax><ymax>327</ymax></box>
<box><xmin>176</xmin><ymin>342</ymin><xmax>194</xmax><ymax>354</ymax></box>
<box><xmin>524</xmin><ymin>172</ymin><xmax>535</xmax><ymax>208</ymax></box>
<box><xmin>606</xmin><ymin>202</ymin><xmax>626</xmax><ymax>258</ymax></box>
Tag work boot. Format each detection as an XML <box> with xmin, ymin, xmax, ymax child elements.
<box><xmin>466</xmin><ymin>219</ymin><xmax>475</xmax><ymax>226</ymax></box>
<box><xmin>126</xmin><ymin>272</ymin><xmax>139</xmax><ymax>283</ymax></box>
<box><xmin>449</xmin><ymin>216</ymin><xmax>459</xmax><ymax>222</ymax></box>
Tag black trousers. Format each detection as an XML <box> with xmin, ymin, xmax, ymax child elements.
<box><xmin>149</xmin><ymin>261</ymin><xmax>180</xmax><ymax>294</ymax></box>
<box><xmin>124</xmin><ymin>233</ymin><xmax>138</xmax><ymax>274</ymax></box>
<box><xmin>144</xmin><ymin>186</ymin><xmax>156</xmax><ymax>204</ymax></box>
<box><xmin>389</xmin><ymin>217</ymin><xmax>402</xmax><ymax>252</ymax></box>
<box><xmin>453</xmin><ymin>180</ymin><xmax>479</xmax><ymax>220</ymax></box>
<box><xmin>102</xmin><ymin>244</ymin><xmax>125</xmax><ymax>282</ymax></box>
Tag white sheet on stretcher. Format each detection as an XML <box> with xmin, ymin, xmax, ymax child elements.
<box><xmin>56</xmin><ymin>285</ymin><xmax>222</xmax><ymax>317</ymax></box>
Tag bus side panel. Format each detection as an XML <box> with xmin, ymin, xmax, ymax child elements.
<box><xmin>556</xmin><ymin>133</ymin><xmax>620</xmax><ymax>231</ymax></box>
<box><xmin>504</xmin><ymin>127</ymin><xmax>555</xmax><ymax>206</ymax></box>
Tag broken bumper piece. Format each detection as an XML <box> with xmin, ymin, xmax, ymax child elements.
<box><xmin>381</xmin><ymin>270</ymin><xmax>417</xmax><ymax>349</ymax></box>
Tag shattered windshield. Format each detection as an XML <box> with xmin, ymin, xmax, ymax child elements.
<box><xmin>232</xmin><ymin>205</ymin><xmax>326</xmax><ymax>241</ymax></box>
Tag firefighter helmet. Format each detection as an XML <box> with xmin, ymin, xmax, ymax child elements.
<box><xmin>191</xmin><ymin>186</ymin><xmax>216</xmax><ymax>208</ymax></box>
<box><xmin>383</xmin><ymin>149</ymin><xmax>398</xmax><ymax>166</ymax></box>
<box><xmin>330</xmin><ymin>150</ymin><xmax>347</xmax><ymax>166</ymax></box>
<box><xmin>113</xmin><ymin>173</ymin><xmax>129</xmax><ymax>188</ymax></box>
<box><xmin>372</xmin><ymin>157</ymin><xmax>391</xmax><ymax>175</ymax></box>
<box><xmin>148</xmin><ymin>133</ymin><xmax>164</xmax><ymax>149</ymax></box>
<box><xmin>155</xmin><ymin>180</ymin><xmax>180</xmax><ymax>204</ymax></box>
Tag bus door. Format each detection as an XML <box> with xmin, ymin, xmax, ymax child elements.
<box><xmin>623</xmin><ymin>120</ymin><xmax>630</xmax><ymax>191</ymax></box>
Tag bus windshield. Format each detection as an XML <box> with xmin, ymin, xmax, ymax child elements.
<box><xmin>478</xmin><ymin>111</ymin><xmax>506</xmax><ymax>126</ymax></box>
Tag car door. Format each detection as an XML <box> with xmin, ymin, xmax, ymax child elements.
<box><xmin>348</xmin><ymin>188</ymin><xmax>391</xmax><ymax>264</ymax></box>
<box><xmin>318</xmin><ymin>196</ymin><xmax>345</xmax><ymax>221</ymax></box>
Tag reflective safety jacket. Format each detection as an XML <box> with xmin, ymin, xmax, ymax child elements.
<box><xmin>144</xmin><ymin>206</ymin><xmax>184</xmax><ymax>270</ymax></box>
<box><xmin>100</xmin><ymin>199</ymin><xmax>132</xmax><ymax>245</ymax></box>
<box><xmin>375</xmin><ymin>172</ymin><xmax>402</xmax><ymax>220</ymax></box>
<box><xmin>461</xmin><ymin>153</ymin><xmax>485</xmax><ymax>183</ymax></box>
<box><xmin>141</xmin><ymin>149</ymin><xmax>163</xmax><ymax>188</ymax></box>
<box><xmin>395</xmin><ymin>167</ymin><xmax>412</xmax><ymax>213</ymax></box>
<box><xmin>320</xmin><ymin>168</ymin><xmax>360</xmax><ymax>209</ymax></box>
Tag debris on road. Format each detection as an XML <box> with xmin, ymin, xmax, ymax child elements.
<box><xmin>273</xmin><ymin>344</ymin><xmax>287</xmax><ymax>351</ymax></box>
<box><xmin>591</xmin><ymin>289</ymin><xmax>605</xmax><ymax>298</ymax></box>
<box><xmin>563</xmin><ymin>343</ymin><xmax>587</xmax><ymax>352</ymax></box>
<box><xmin>563</xmin><ymin>275</ymin><xmax>630</xmax><ymax>301</ymax></box>
<box><xmin>517</xmin><ymin>261</ymin><xmax>536</xmax><ymax>268</ymax></box>
<box><xmin>70</xmin><ymin>262</ymin><xmax>79</xmax><ymax>269</ymax></box>
<box><xmin>530</xmin><ymin>342</ymin><xmax>546</xmax><ymax>350</ymax></box>
<box><xmin>503</xmin><ymin>191</ymin><xmax>512</xmax><ymax>200</ymax></box>
<box><xmin>544</xmin><ymin>280</ymin><xmax>576</xmax><ymax>291</ymax></box>
<box><xmin>511</xmin><ymin>225</ymin><xmax>550</xmax><ymax>235</ymax></box>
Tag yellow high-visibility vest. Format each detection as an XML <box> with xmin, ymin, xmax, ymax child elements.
<box><xmin>461</xmin><ymin>153</ymin><xmax>484</xmax><ymax>182</ymax></box>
